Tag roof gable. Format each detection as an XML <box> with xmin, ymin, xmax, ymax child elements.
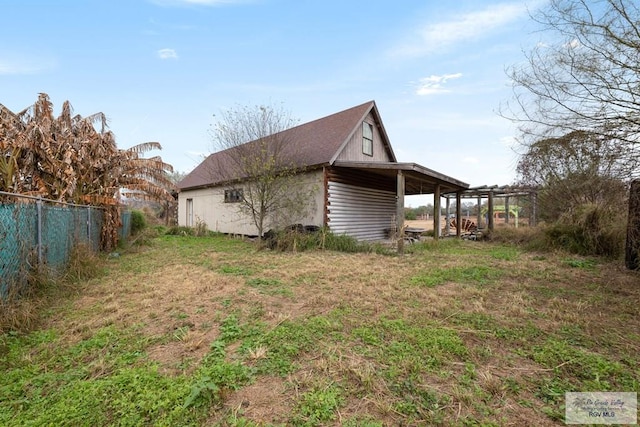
<box><xmin>178</xmin><ymin>100</ymin><xmax>396</xmax><ymax>190</ymax></box>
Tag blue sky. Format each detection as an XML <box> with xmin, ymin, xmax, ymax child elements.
<box><xmin>1</xmin><ymin>0</ymin><xmax>543</xmax><ymax>206</ymax></box>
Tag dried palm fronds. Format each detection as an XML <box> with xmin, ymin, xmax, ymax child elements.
<box><xmin>0</xmin><ymin>93</ymin><xmax>176</xmax><ymax>250</ymax></box>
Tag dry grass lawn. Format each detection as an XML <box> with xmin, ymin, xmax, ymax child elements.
<box><xmin>2</xmin><ymin>233</ymin><xmax>638</xmax><ymax>426</ymax></box>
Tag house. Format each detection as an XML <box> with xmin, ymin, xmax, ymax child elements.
<box><xmin>177</xmin><ymin>101</ymin><xmax>469</xmax><ymax>240</ymax></box>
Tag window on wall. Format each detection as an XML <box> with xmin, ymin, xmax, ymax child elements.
<box><xmin>224</xmin><ymin>188</ymin><xmax>243</xmax><ymax>203</ymax></box>
<box><xmin>362</xmin><ymin>122</ymin><xmax>373</xmax><ymax>156</ymax></box>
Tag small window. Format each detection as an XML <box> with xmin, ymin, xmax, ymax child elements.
<box><xmin>362</xmin><ymin>122</ymin><xmax>373</xmax><ymax>156</ymax></box>
<box><xmin>224</xmin><ymin>188</ymin><xmax>243</xmax><ymax>203</ymax></box>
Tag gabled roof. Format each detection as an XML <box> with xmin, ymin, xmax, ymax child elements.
<box><xmin>178</xmin><ymin>101</ymin><xmax>394</xmax><ymax>190</ymax></box>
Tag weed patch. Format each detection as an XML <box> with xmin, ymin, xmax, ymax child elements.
<box><xmin>245</xmin><ymin>277</ymin><xmax>293</xmax><ymax>297</ymax></box>
<box><xmin>291</xmin><ymin>382</ymin><xmax>344</xmax><ymax>426</ymax></box>
<box><xmin>409</xmin><ymin>265</ymin><xmax>501</xmax><ymax>287</ymax></box>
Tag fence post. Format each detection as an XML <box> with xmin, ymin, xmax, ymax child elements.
<box><xmin>87</xmin><ymin>206</ymin><xmax>91</xmax><ymax>245</ymax></box>
<box><xmin>36</xmin><ymin>197</ymin><xmax>43</xmax><ymax>266</ymax></box>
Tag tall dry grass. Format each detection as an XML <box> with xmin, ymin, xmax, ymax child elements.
<box><xmin>0</xmin><ymin>243</ymin><xmax>102</xmax><ymax>333</ymax></box>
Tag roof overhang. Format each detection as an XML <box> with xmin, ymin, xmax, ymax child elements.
<box><xmin>332</xmin><ymin>161</ymin><xmax>469</xmax><ymax>194</ymax></box>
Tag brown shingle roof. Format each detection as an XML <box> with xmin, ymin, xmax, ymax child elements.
<box><xmin>178</xmin><ymin>100</ymin><xmax>382</xmax><ymax>190</ymax></box>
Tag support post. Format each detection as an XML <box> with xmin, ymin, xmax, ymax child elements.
<box><xmin>477</xmin><ymin>196</ymin><xmax>482</xmax><ymax>228</ymax></box>
<box><xmin>530</xmin><ymin>191</ymin><xmax>537</xmax><ymax>227</ymax></box>
<box><xmin>445</xmin><ymin>197</ymin><xmax>451</xmax><ymax>236</ymax></box>
<box><xmin>396</xmin><ymin>170</ymin><xmax>405</xmax><ymax>254</ymax></box>
<box><xmin>87</xmin><ymin>206</ymin><xmax>92</xmax><ymax>245</ymax></box>
<box><xmin>488</xmin><ymin>191</ymin><xmax>494</xmax><ymax>231</ymax></box>
<box><xmin>36</xmin><ymin>197</ymin><xmax>43</xmax><ymax>266</ymax></box>
<box><xmin>434</xmin><ymin>184</ymin><xmax>441</xmax><ymax>239</ymax></box>
<box><xmin>456</xmin><ymin>191</ymin><xmax>462</xmax><ymax>237</ymax></box>
<box><xmin>505</xmin><ymin>196</ymin><xmax>510</xmax><ymax>226</ymax></box>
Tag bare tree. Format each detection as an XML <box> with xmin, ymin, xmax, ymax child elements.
<box><xmin>504</xmin><ymin>0</ymin><xmax>640</xmax><ymax>172</ymax></box>
<box><xmin>209</xmin><ymin>103</ymin><xmax>315</xmax><ymax>238</ymax></box>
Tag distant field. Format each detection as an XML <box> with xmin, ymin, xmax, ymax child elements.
<box><xmin>1</xmin><ymin>234</ymin><xmax>638</xmax><ymax>426</ymax></box>
<box><xmin>405</xmin><ymin>219</ymin><xmax>434</xmax><ymax>230</ymax></box>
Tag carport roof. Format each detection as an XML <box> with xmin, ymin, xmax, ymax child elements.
<box><xmin>332</xmin><ymin>161</ymin><xmax>469</xmax><ymax>194</ymax></box>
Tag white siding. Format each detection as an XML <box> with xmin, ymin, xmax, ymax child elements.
<box><xmin>178</xmin><ymin>169</ymin><xmax>325</xmax><ymax>236</ymax></box>
<box><xmin>327</xmin><ymin>181</ymin><xmax>396</xmax><ymax>241</ymax></box>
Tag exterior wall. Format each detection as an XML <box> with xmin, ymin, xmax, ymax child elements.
<box><xmin>334</xmin><ymin>112</ymin><xmax>392</xmax><ymax>162</ymax></box>
<box><xmin>178</xmin><ymin>169</ymin><xmax>325</xmax><ymax>236</ymax></box>
<box><xmin>326</xmin><ymin>167</ymin><xmax>398</xmax><ymax>241</ymax></box>
<box><xmin>327</xmin><ymin>181</ymin><xmax>396</xmax><ymax>241</ymax></box>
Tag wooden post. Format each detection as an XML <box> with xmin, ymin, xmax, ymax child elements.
<box><xmin>530</xmin><ymin>191</ymin><xmax>537</xmax><ymax>227</ymax></box>
<box><xmin>488</xmin><ymin>191</ymin><xmax>494</xmax><ymax>231</ymax></box>
<box><xmin>477</xmin><ymin>196</ymin><xmax>482</xmax><ymax>228</ymax></box>
<box><xmin>505</xmin><ymin>196</ymin><xmax>510</xmax><ymax>226</ymax></box>
<box><xmin>625</xmin><ymin>179</ymin><xmax>640</xmax><ymax>270</ymax></box>
<box><xmin>445</xmin><ymin>197</ymin><xmax>451</xmax><ymax>236</ymax></box>
<box><xmin>434</xmin><ymin>184</ymin><xmax>441</xmax><ymax>239</ymax></box>
<box><xmin>397</xmin><ymin>170</ymin><xmax>405</xmax><ymax>254</ymax></box>
<box><xmin>456</xmin><ymin>191</ymin><xmax>462</xmax><ymax>237</ymax></box>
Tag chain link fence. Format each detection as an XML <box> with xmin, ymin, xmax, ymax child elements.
<box><xmin>1</xmin><ymin>191</ymin><xmax>131</xmax><ymax>298</ymax></box>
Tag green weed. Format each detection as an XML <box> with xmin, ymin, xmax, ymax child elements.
<box><xmin>244</xmin><ymin>316</ymin><xmax>336</xmax><ymax>376</ymax></box>
<box><xmin>409</xmin><ymin>265</ymin><xmax>501</xmax><ymax>287</ymax></box>
<box><xmin>563</xmin><ymin>258</ymin><xmax>597</xmax><ymax>269</ymax></box>
<box><xmin>220</xmin><ymin>265</ymin><xmax>253</xmax><ymax>276</ymax></box>
<box><xmin>353</xmin><ymin>318</ymin><xmax>467</xmax><ymax>377</ymax></box>
<box><xmin>245</xmin><ymin>278</ymin><xmax>293</xmax><ymax>297</ymax></box>
<box><xmin>531</xmin><ymin>338</ymin><xmax>636</xmax><ymax>390</ymax></box>
<box><xmin>292</xmin><ymin>383</ymin><xmax>344</xmax><ymax>426</ymax></box>
<box><xmin>489</xmin><ymin>245</ymin><xmax>520</xmax><ymax>260</ymax></box>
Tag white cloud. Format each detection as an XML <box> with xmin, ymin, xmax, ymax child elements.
<box><xmin>415</xmin><ymin>73</ymin><xmax>462</xmax><ymax>95</ymax></box>
<box><xmin>157</xmin><ymin>48</ymin><xmax>178</xmax><ymax>59</ymax></box>
<box><xmin>566</xmin><ymin>38</ymin><xmax>581</xmax><ymax>49</ymax></box>
<box><xmin>393</xmin><ymin>2</ymin><xmax>530</xmax><ymax>57</ymax></box>
<box><xmin>462</xmin><ymin>156</ymin><xmax>480</xmax><ymax>164</ymax></box>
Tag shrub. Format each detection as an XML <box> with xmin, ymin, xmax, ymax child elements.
<box><xmin>130</xmin><ymin>210</ymin><xmax>147</xmax><ymax>235</ymax></box>
<box><xmin>486</xmin><ymin>226</ymin><xmax>540</xmax><ymax>246</ymax></box>
<box><xmin>484</xmin><ymin>204</ymin><xmax>626</xmax><ymax>259</ymax></box>
<box><xmin>165</xmin><ymin>226</ymin><xmax>195</xmax><ymax>236</ymax></box>
<box><xmin>262</xmin><ymin>226</ymin><xmax>390</xmax><ymax>254</ymax></box>
<box><xmin>540</xmin><ymin>204</ymin><xmax>626</xmax><ymax>258</ymax></box>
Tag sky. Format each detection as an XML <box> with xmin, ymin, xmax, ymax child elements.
<box><xmin>1</xmin><ymin>0</ymin><xmax>544</xmax><ymax>207</ymax></box>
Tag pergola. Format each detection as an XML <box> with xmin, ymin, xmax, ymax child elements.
<box><xmin>440</xmin><ymin>185</ymin><xmax>539</xmax><ymax>236</ymax></box>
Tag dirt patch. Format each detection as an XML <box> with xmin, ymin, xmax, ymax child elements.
<box><xmin>219</xmin><ymin>376</ymin><xmax>292</xmax><ymax>424</ymax></box>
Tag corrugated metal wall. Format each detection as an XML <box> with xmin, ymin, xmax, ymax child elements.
<box><xmin>327</xmin><ymin>181</ymin><xmax>396</xmax><ymax>241</ymax></box>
